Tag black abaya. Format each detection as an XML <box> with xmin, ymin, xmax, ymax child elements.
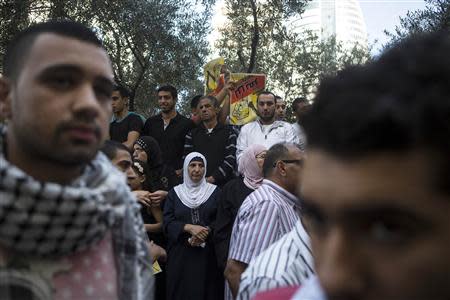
<box><xmin>163</xmin><ymin>187</ymin><xmax>223</xmax><ymax>300</ymax></box>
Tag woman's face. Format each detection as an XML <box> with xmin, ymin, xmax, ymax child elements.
<box><xmin>128</xmin><ymin>167</ymin><xmax>145</xmax><ymax>191</ymax></box>
<box><xmin>188</xmin><ymin>160</ymin><xmax>205</xmax><ymax>183</ymax></box>
<box><xmin>255</xmin><ymin>150</ymin><xmax>267</xmax><ymax>170</ymax></box>
<box><xmin>133</xmin><ymin>144</ymin><xmax>148</xmax><ymax>162</ymax></box>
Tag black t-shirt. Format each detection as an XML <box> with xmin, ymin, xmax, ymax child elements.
<box><xmin>143</xmin><ymin>113</ymin><xmax>195</xmax><ymax>170</ymax></box>
<box><xmin>110</xmin><ymin>112</ymin><xmax>143</xmax><ymax>143</ymax></box>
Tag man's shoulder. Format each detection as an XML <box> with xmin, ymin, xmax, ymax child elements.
<box><xmin>175</xmin><ymin>112</ymin><xmax>194</xmax><ymax>124</ymax></box>
<box><xmin>144</xmin><ymin>114</ymin><xmax>161</xmax><ymax>127</ymax></box>
<box><xmin>241</xmin><ymin>120</ymin><xmax>259</xmax><ymax>131</ymax></box>
<box><xmin>127</xmin><ymin>112</ymin><xmax>144</xmax><ymax>122</ymax></box>
<box><xmin>238</xmin><ymin>188</ymin><xmax>279</xmax><ymax>216</ymax></box>
<box><xmin>272</xmin><ymin>120</ymin><xmax>293</xmax><ymax>131</ymax></box>
<box><xmin>145</xmin><ymin>114</ymin><xmax>162</xmax><ymax>123</ymax></box>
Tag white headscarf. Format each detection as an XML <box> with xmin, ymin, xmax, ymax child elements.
<box><xmin>174</xmin><ymin>152</ymin><xmax>216</xmax><ymax>209</ymax></box>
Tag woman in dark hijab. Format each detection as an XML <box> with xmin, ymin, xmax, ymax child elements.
<box><xmin>133</xmin><ymin>136</ymin><xmax>177</xmax><ymax>300</ymax></box>
<box><xmin>133</xmin><ymin>136</ymin><xmax>178</xmax><ymax>194</ymax></box>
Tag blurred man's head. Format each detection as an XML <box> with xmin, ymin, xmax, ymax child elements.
<box><xmin>292</xmin><ymin>97</ymin><xmax>309</xmax><ymax>123</ymax></box>
<box><xmin>257</xmin><ymin>91</ymin><xmax>276</xmax><ymax>125</ymax></box>
<box><xmin>0</xmin><ymin>21</ymin><xmax>114</xmax><ymax>183</ymax></box>
<box><xmin>300</xmin><ymin>32</ymin><xmax>450</xmax><ymax>300</ymax></box>
<box><xmin>275</xmin><ymin>96</ymin><xmax>286</xmax><ymax>121</ymax></box>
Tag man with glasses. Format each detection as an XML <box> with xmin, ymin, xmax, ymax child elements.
<box><xmin>224</xmin><ymin>143</ymin><xmax>304</xmax><ymax>299</ymax></box>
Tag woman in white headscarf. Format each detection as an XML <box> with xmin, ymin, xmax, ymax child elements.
<box><xmin>163</xmin><ymin>152</ymin><xmax>222</xmax><ymax>300</ymax></box>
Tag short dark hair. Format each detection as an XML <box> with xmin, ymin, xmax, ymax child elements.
<box><xmin>3</xmin><ymin>20</ymin><xmax>103</xmax><ymax>81</ymax></box>
<box><xmin>157</xmin><ymin>84</ymin><xmax>178</xmax><ymax>100</ymax></box>
<box><xmin>262</xmin><ymin>143</ymin><xmax>289</xmax><ymax>177</ymax></box>
<box><xmin>275</xmin><ymin>95</ymin><xmax>283</xmax><ymax>103</ymax></box>
<box><xmin>113</xmin><ymin>84</ymin><xmax>131</xmax><ymax>99</ymax></box>
<box><xmin>198</xmin><ymin>95</ymin><xmax>219</xmax><ymax>108</ymax></box>
<box><xmin>303</xmin><ymin>31</ymin><xmax>450</xmax><ymax>194</ymax></box>
<box><xmin>292</xmin><ymin>97</ymin><xmax>308</xmax><ymax>111</ymax></box>
<box><xmin>100</xmin><ymin>140</ymin><xmax>130</xmax><ymax>161</ymax></box>
<box><xmin>257</xmin><ymin>91</ymin><xmax>276</xmax><ymax>104</ymax></box>
<box><xmin>190</xmin><ymin>95</ymin><xmax>203</xmax><ymax>109</ymax></box>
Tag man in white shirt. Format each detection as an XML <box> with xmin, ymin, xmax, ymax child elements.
<box><xmin>236</xmin><ymin>92</ymin><xmax>298</xmax><ymax>163</ymax></box>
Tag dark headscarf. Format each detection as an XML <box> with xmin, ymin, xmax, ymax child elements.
<box><xmin>135</xmin><ymin>136</ymin><xmax>163</xmax><ymax>169</ymax></box>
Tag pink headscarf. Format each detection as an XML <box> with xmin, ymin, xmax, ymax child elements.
<box><xmin>238</xmin><ymin>144</ymin><xmax>266</xmax><ymax>190</ymax></box>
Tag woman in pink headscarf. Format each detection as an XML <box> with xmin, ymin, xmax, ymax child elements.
<box><xmin>213</xmin><ymin>144</ymin><xmax>267</xmax><ymax>273</ymax></box>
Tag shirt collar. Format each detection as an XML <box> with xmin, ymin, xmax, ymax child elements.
<box><xmin>158</xmin><ymin>111</ymin><xmax>180</xmax><ymax>123</ymax></box>
<box><xmin>256</xmin><ymin>119</ymin><xmax>284</xmax><ymax>130</ymax></box>
<box><xmin>111</xmin><ymin>111</ymin><xmax>130</xmax><ymax>122</ymax></box>
<box><xmin>263</xmin><ymin>179</ymin><xmax>299</xmax><ymax>207</ymax></box>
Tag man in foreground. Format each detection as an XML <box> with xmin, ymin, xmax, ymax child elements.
<box><xmin>0</xmin><ymin>21</ymin><xmax>153</xmax><ymax>299</ymax></box>
<box><xmin>295</xmin><ymin>31</ymin><xmax>450</xmax><ymax>300</ymax></box>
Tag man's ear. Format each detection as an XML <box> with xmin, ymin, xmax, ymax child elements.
<box><xmin>275</xmin><ymin>160</ymin><xmax>287</xmax><ymax>177</ymax></box>
<box><xmin>0</xmin><ymin>77</ymin><xmax>12</xmax><ymax>120</ymax></box>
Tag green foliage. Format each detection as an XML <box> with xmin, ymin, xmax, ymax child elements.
<box><xmin>385</xmin><ymin>0</ymin><xmax>450</xmax><ymax>47</ymax></box>
<box><xmin>0</xmin><ymin>0</ymin><xmax>214</xmax><ymax>116</ymax></box>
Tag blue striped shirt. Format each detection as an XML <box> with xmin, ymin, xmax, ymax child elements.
<box><xmin>237</xmin><ymin>220</ymin><xmax>315</xmax><ymax>300</ymax></box>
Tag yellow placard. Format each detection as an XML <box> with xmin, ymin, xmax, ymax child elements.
<box><xmin>204</xmin><ymin>57</ymin><xmax>225</xmax><ymax>95</ymax></box>
<box><xmin>229</xmin><ymin>73</ymin><xmax>266</xmax><ymax>126</ymax></box>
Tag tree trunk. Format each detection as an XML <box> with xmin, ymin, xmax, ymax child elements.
<box><xmin>247</xmin><ymin>0</ymin><xmax>259</xmax><ymax>73</ymax></box>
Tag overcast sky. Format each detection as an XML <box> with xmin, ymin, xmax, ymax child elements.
<box><xmin>359</xmin><ymin>0</ymin><xmax>427</xmax><ymax>53</ymax></box>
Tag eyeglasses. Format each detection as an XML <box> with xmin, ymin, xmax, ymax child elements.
<box><xmin>273</xmin><ymin>159</ymin><xmax>303</xmax><ymax>167</ymax></box>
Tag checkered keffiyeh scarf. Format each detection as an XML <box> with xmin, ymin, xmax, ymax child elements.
<box><xmin>0</xmin><ymin>126</ymin><xmax>127</xmax><ymax>257</ymax></box>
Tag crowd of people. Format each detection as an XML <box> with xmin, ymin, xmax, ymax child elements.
<box><xmin>0</xmin><ymin>20</ymin><xmax>449</xmax><ymax>300</ymax></box>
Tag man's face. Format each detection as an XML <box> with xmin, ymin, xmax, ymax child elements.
<box><xmin>300</xmin><ymin>150</ymin><xmax>450</xmax><ymax>300</ymax></box>
<box><xmin>198</xmin><ymin>98</ymin><xmax>217</xmax><ymax>122</ymax></box>
<box><xmin>275</xmin><ymin>99</ymin><xmax>286</xmax><ymax>120</ymax></box>
<box><xmin>257</xmin><ymin>94</ymin><xmax>276</xmax><ymax>124</ymax></box>
<box><xmin>280</xmin><ymin>145</ymin><xmax>303</xmax><ymax>195</ymax></box>
<box><xmin>111</xmin><ymin>91</ymin><xmax>127</xmax><ymax>114</ymax></box>
<box><xmin>111</xmin><ymin>148</ymin><xmax>134</xmax><ymax>184</ymax></box>
<box><xmin>1</xmin><ymin>33</ymin><xmax>114</xmax><ymax>166</ymax></box>
<box><xmin>295</xmin><ymin>102</ymin><xmax>309</xmax><ymax>122</ymax></box>
<box><xmin>158</xmin><ymin>90</ymin><xmax>175</xmax><ymax>113</ymax></box>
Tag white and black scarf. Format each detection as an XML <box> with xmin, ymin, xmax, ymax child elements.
<box><xmin>0</xmin><ymin>126</ymin><xmax>127</xmax><ymax>257</ymax></box>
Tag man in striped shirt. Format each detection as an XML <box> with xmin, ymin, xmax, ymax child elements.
<box><xmin>237</xmin><ymin>220</ymin><xmax>314</xmax><ymax>300</ymax></box>
<box><xmin>225</xmin><ymin>143</ymin><xmax>304</xmax><ymax>299</ymax></box>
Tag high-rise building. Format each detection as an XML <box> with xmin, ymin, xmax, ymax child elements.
<box><xmin>293</xmin><ymin>0</ymin><xmax>368</xmax><ymax>49</ymax></box>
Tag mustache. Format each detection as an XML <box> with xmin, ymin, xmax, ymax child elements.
<box><xmin>56</xmin><ymin>119</ymin><xmax>102</xmax><ymax>138</ymax></box>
